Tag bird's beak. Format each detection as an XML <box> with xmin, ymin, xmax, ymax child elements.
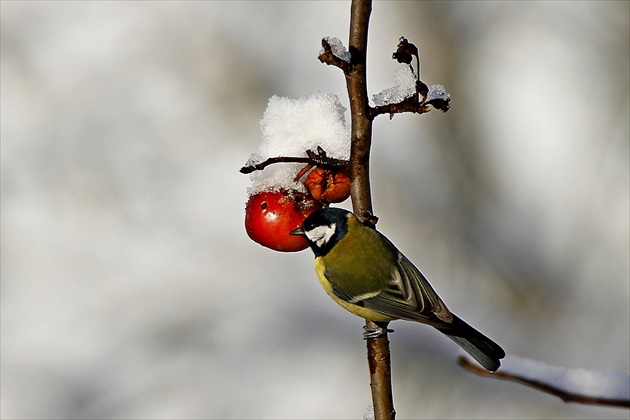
<box><xmin>290</xmin><ymin>226</ymin><xmax>305</xmax><ymax>236</ymax></box>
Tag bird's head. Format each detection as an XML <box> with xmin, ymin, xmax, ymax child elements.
<box><xmin>290</xmin><ymin>207</ymin><xmax>350</xmax><ymax>257</ymax></box>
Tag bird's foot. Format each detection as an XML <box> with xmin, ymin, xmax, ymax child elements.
<box><xmin>363</xmin><ymin>325</ymin><xmax>394</xmax><ymax>340</ymax></box>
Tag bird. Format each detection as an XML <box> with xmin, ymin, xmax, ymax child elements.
<box><xmin>290</xmin><ymin>207</ymin><xmax>505</xmax><ymax>372</ymax></box>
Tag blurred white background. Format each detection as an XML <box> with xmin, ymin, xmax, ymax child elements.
<box><xmin>1</xmin><ymin>1</ymin><xmax>628</xmax><ymax>418</ymax></box>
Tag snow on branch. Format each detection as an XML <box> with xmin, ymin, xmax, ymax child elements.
<box><xmin>319</xmin><ymin>37</ymin><xmax>352</xmax><ymax>73</ymax></box>
<box><xmin>318</xmin><ymin>36</ymin><xmax>451</xmax><ymax>121</ymax></box>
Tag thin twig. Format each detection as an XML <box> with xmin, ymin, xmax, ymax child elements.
<box><xmin>319</xmin><ymin>38</ymin><xmax>352</xmax><ymax>73</ymax></box>
<box><xmin>239</xmin><ymin>156</ymin><xmax>312</xmax><ymax>174</ymax></box>
<box><xmin>368</xmin><ymin>80</ymin><xmax>450</xmax><ymax>119</ymax></box>
<box><xmin>458</xmin><ymin>356</ymin><xmax>630</xmax><ymax>409</ymax></box>
<box><xmin>240</xmin><ymin>147</ymin><xmax>349</xmax><ymax>174</ymax></box>
<box><xmin>369</xmin><ymin>95</ymin><xmax>431</xmax><ymax>120</ymax></box>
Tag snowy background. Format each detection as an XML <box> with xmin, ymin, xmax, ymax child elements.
<box><xmin>2</xmin><ymin>1</ymin><xmax>628</xmax><ymax>419</ymax></box>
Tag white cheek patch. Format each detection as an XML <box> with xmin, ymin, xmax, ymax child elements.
<box><xmin>305</xmin><ymin>224</ymin><xmax>336</xmax><ymax>247</ymax></box>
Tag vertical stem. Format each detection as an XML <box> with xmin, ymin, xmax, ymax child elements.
<box><xmin>366</xmin><ymin>327</ymin><xmax>395</xmax><ymax>420</ymax></box>
<box><xmin>347</xmin><ymin>0</ymin><xmax>373</xmax><ymax>218</ymax></box>
<box><xmin>345</xmin><ymin>1</ymin><xmax>395</xmax><ymax>419</ymax></box>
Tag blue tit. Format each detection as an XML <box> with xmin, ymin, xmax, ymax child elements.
<box><xmin>290</xmin><ymin>207</ymin><xmax>505</xmax><ymax>372</ymax></box>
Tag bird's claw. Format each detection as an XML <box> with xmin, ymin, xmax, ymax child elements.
<box><xmin>363</xmin><ymin>325</ymin><xmax>394</xmax><ymax>339</ymax></box>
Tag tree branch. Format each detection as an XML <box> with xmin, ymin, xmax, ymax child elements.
<box><xmin>346</xmin><ymin>0</ymin><xmax>376</xmax><ymax>225</ymax></box>
<box><xmin>458</xmin><ymin>356</ymin><xmax>630</xmax><ymax>409</ymax></box>
<box><xmin>239</xmin><ymin>147</ymin><xmax>349</xmax><ymax>174</ymax></box>
<box><xmin>320</xmin><ymin>4</ymin><xmax>453</xmax><ymax>419</ymax></box>
<box><xmin>344</xmin><ymin>1</ymin><xmax>395</xmax><ymax>419</ymax></box>
<box><xmin>369</xmin><ymin>94</ymin><xmax>431</xmax><ymax>120</ymax></box>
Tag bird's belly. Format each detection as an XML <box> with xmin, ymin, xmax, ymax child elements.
<box><xmin>314</xmin><ymin>259</ymin><xmax>393</xmax><ymax>323</ymax></box>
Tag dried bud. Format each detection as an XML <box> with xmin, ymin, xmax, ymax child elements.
<box><xmin>393</xmin><ymin>36</ymin><xmax>418</xmax><ymax>65</ymax></box>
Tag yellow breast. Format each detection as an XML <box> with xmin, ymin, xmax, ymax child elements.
<box><xmin>314</xmin><ymin>258</ymin><xmax>394</xmax><ymax>323</ymax></box>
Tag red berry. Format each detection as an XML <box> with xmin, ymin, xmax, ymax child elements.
<box><xmin>245</xmin><ymin>189</ymin><xmax>322</xmax><ymax>252</ymax></box>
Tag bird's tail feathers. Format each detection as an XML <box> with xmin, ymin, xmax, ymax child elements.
<box><xmin>436</xmin><ymin>314</ymin><xmax>505</xmax><ymax>372</ymax></box>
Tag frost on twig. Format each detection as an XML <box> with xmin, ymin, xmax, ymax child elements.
<box><xmin>425</xmin><ymin>84</ymin><xmax>451</xmax><ymax>111</ymax></box>
<box><xmin>319</xmin><ymin>37</ymin><xmax>352</xmax><ymax>72</ymax></box>
<box><xmin>321</xmin><ymin>36</ymin><xmax>351</xmax><ymax>63</ymax></box>
<box><xmin>458</xmin><ymin>355</ymin><xmax>630</xmax><ymax>409</ymax></box>
<box><xmin>371</xmin><ymin>67</ymin><xmax>417</xmax><ymax>107</ymax></box>
<box><xmin>318</xmin><ymin>35</ymin><xmax>451</xmax><ymax>118</ymax></box>
<box><xmin>319</xmin><ymin>35</ymin><xmax>450</xmax><ymax>117</ymax></box>
<box><xmin>363</xmin><ymin>404</ymin><xmax>375</xmax><ymax>420</ymax></box>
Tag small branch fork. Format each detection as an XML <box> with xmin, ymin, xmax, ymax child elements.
<box><xmin>319</xmin><ymin>36</ymin><xmax>451</xmax><ymax>121</ymax></box>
